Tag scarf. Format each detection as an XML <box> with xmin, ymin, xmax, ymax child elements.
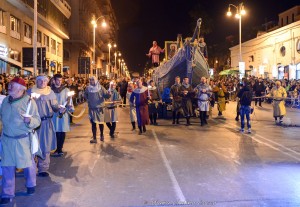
<box><xmin>182</xmin><ymin>82</ymin><xmax>190</xmax><ymax>89</ymax></box>
<box><xmin>148</xmin><ymin>86</ymin><xmax>157</xmax><ymax>90</ymax></box>
<box><xmin>31</xmin><ymin>85</ymin><xmax>51</xmax><ymax>96</ymax></box>
<box><xmin>51</xmin><ymin>85</ymin><xmax>66</xmax><ymax>93</ymax></box>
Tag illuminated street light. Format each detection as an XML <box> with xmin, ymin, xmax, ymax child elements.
<box><xmin>91</xmin><ymin>15</ymin><xmax>106</xmax><ymax>77</ymax></box>
<box><xmin>226</xmin><ymin>3</ymin><xmax>246</xmax><ymax>62</ymax></box>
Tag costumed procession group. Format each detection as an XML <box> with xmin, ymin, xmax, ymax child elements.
<box><xmin>0</xmin><ymin>68</ymin><xmax>290</xmax><ymax>204</ymax></box>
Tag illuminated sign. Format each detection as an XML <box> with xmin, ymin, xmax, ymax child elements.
<box><xmin>0</xmin><ymin>44</ymin><xmax>8</xmax><ymax>57</ymax></box>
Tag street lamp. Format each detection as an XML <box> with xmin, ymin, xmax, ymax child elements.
<box><xmin>226</xmin><ymin>3</ymin><xmax>246</xmax><ymax>62</ymax></box>
<box><xmin>91</xmin><ymin>15</ymin><xmax>106</xmax><ymax>77</ymax></box>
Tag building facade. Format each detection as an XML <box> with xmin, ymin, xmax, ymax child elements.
<box><xmin>63</xmin><ymin>0</ymin><xmax>118</xmax><ymax>77</ymax></box>
<box><xmin>230</xmin><ymin>5</ymin><xmax>300</xmax><ymax>80</ymax></box>
<box><xmin>0</xmin><ymin>0</ymin><xmax>71</xmax><ymax>76</ymax></box>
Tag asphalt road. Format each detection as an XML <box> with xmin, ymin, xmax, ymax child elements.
<box><xmin>9</xmin><ymin>101</ymin><xmax>300</xmax><ymax>207</ymax></box>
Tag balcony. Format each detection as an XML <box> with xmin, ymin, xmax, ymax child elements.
<box><xmin>0</xmin><ymin>26</ymin><xmax>6</xmax><ymax>34</ymax></box>
<box><xmin>24</xmin><ymin>36</ymin><xmax>32</xmax><ymax>45</ymax></box>
<box><xmin>49</xmin><ymin>0</ymin><xmax>71</xmax><ymax>19</ymax></box>
<box><xmin>10</xmin><ymin>30</ymin><xmax>20</xmax><ymax>40</ymax></box>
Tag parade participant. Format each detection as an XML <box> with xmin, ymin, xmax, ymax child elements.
<box><xmin>213</xmin><ymin>82</ymin><xmax>227</xmax><ymax>116</ymax></box>
<box><xmin>130</xmin><ymin>79</ymin><xmax>149</xmax><ymax>135</ymax></box>
<box><xmin>268</xmin><ymin>80</ymin><xmax>287</xmax><ymax>124</ymax></box>
<box><xmin>118</xmin><ymin>77</ymin><xmax>128</xmax><ymax>107</ymax></box>
<box><xmin>180</xmin><ymin>77</ymin><xmax>194</xmax><ymax>125</ymax></box>
<box><xmin>84</xmin><ymin>76</ymin><xmax>111</xmax><ymax>143</ymax></box>
<box><xmin>51</xmin><ymin>74</ymin><xmax>75</xmax><ymax>156</ymax></box>
<box><xmin>0</xmin><ymin>77</ymin><xmax>41</xmax><ymax>204</ymax></box>
<box><xmin>253</xmin><ymin>78</ymin><xmax>265</xmax><ymax>107</ymax></box>
<box><xmin>146</xmin><ymin>41</ymin><xmax>164</xmax><ymax>67</ymax></box>
<box><xmin>126</xmin><ymin>81</ymin><xmax>137</xmax><ymax>130</ymax></box>
<box><xmin>148</xmin><ymin>80</ymin><xmax>161</xmax><ymax>125</ymax></box>
<box><xmin>237</xmin><ymin>80</ymin><xmax>253</xmax><ymax>133</ymax></box>
<box><xmin>198</xmin><ymin>36</ymin><xmax>208</xmax><ymax>60</ymax></box>
<box><xmin>27</xmin><ymin>74</ymin><xmax>64</xmax><ymax>177</ymax></box>
<box><xmin>105</xmin><ymin>81</ymin><xmax>121</xmax><ymax>138</ymax></box>
<box><xmin>170</xmin><ymin>76</ymin><xmax>183</xmax><ymax>124</ymax></box>
<box><xmin>194</xmin><ymin>77</ymin><xmax>212</xmax><ymax>126</ymax></box>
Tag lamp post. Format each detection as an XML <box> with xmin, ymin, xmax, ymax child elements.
<box><xmin>91</xmin><ymin>15</ymin><xmax>106</xmax><ymax>77</ymax></box>
<box><xmin>227</xmin><ymin>3</ymin><xmax>246</xmax><ymax>78</ymax></box>
<box><xmin>227</xmin><ymin>2</ymin><xmax>246</xmax><ymax>62</ymax></box>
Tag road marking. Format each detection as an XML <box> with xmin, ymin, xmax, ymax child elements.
<box><xmin>152</xmin><ymin>130</ymin><xmax>186</xmax><ymax>203</ymax></box>
<box><xmin>89</xmin><ymin>154</ymin><xmax>101</xmax><ymax>174</ymax></box>
<box><xmin>209</xmin><ymin>149</ymin><xmax>241</xmax><ymax>165</ymax></box>
<box><xmin>211</xmin><ymin>119</ymin><xmax>300</xmax><ymax>162</ymax></box>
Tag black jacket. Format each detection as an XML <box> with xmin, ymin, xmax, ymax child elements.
<box><xmin>237</xmin><ymin>86</ymin><xmax>252</xmax><ymax>106</ymax></box>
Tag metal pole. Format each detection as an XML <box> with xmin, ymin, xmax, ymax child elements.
<box><xmin>93</xmin><ymin>25</ymin><xmax>96</xmax><ymax>77</ymax></box>
<box><xmin>33</xmin><ymin>0</ymin><xmax>37</xmax><ymax>76</ymax></box>
<box><xmin>40</xmin><ymin>47</ymin><xmax>43</xmax><ymax>74</ymax></box>
<box><xmin>239</xmin><ymin>12</ymin><xmax>242</xmax><ymax>62</ymax></box>
<box><xmin>108</xmin><ymin>47</ymin><xmax>111</xmax><ymax>75</ymax></box>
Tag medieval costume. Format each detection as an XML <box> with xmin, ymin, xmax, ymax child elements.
<box><xmin>180</xmin><ymin>83</ymin><xmax>194</xmax><ymax>125</ymax></box>
<box><xmin>104</xmin><ymin>87</ymin><xmax>121</xmax><ymax>138</ymax></box>
<box><xmin>0</xmin><ymin>78</ymin><xmax>41</xmax><ymax>203</ymax></box>
<box><xmin>213</xmin><ymin>84</ymin><xmax>227</xmax><ymax>116</ymax></box>
<box><xmin>195</xmin><ymin>82</ymin><xmax>212</xmax><ymax>126</ymax></box>
<box><xmin>170</xmin><ymin>82</ymin><xmax>183</xmax><ymax>124</ymax></box>
<box><xmin>84</xmin><ymin>76</ymin><xmax>111</xmax><ymax>142</ymax></box>
<box><xmin>27</xmin><ymin>75</ymin><xmax>60</xmax><ymax>177</ymax></box>
<box><xmin>130</xmin><ymin>86</ymin><xmax>149</xmax><ymax>134</ymax></box>
<box><xmin>51</xmin><ymin>83</ymin><xmax>74</xmax><ymax>156</ymax></box>
<box><xmin>148</xmin><ymin>84</ymin><xmax>161</xmax><ymax>125</ymax></box>
<box><xmin>269</xmin><ymin>83</ymin><xmax>287</xmax><ymax>124</ymax></box>
<box><xmin>126</xmin><ymin>82</ymin><xmax>137</xmax><ymax>130</ymax></box>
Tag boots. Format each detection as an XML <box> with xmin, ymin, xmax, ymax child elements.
<box><xmin>172</xmin><ymin>112</ymin><xmax>176</xmax><ymax>124</ymax></box>
<box><xmin>131</xmin><ymin>122</ymin><xmax>136</xmax><ymax>130</ymax></box>
<box><xmin>138</xmin><ymin>126</ymin><xmax>142</xmax><ymax>135</ymax></box>
<box><xmin>176</xmin><ymin>113</ymin><xmax>180</xmax><ymax>124</ymax></box>
<box><xmin>186</xmin><ymin>117</ymin><xmax>191</xmax><ymax>126</ymax></box>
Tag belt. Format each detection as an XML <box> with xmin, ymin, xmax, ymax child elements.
<box><xmin>107</xmin><ymin>106</ymin><xmax>117</xmax><ymax>109</ymax></box>
<box><xmin>4</xmin><ymin>133</ymin><xmax>29</xmax><ymax>139</ymax></box>
<box><xmin>41</xmin><ymin>116</ymin><xmax>53</xmax><ymax>121</ymax></box>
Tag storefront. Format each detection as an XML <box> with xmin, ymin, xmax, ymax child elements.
<box><xmin>296</xmin><ymin>63</ymin><xmax>300</xmax><ymax>80</ymax></box>
<box><xmin>278</xmin><ymin>65</ymin><xmax>289</xmax><ymax>80</ymax></box>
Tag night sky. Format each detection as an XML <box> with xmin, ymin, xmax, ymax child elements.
<box><xmin>111</xmin><ymin>0</ymin><xmax>300</xmax><ymax>74</ymax></box>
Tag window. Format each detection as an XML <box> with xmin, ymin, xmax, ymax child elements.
<box><xmin>297</xmin><ymin>39</ymin><xmax>300</xmax><ymax>54</ymax></box>
<box><xmin>24</xmin><ymin>23</ymin><xmax>32</xmax><ymax>38</ymax></box>
<box><xmin>292</xmin><ymin>14</ymin><xmax>295</xmax><ymax>22</ymax></box>
<box><xmin>0</xmin><ymin>9</ymin><xmax>4</xmax><ymax>26</ymax></box>
<box><xmin>10</xmin><ymin>16</ymin><xmax>20</xmax><ymax>32</ymax></box>
<box><xmin>280</xmin><ymin>46</ymin><xmax>286</xmax><ymax>57</ymax></box>
<box><xmin>281</xmin><ymin>18</ymin><xmax>283</xmax><ymax>26</ymax></box>
<box><xmin>286</xmin><ymin>16</ymin><xmax>288</xmax><ymax>25</ymax></box>
<box><xmin>37</xmin><ymin>31</ymin><xmax>42</xmax><ymax>43</ymax></box>
<box><xmin>51</xmin><ymin>38</ymin><xmax>56</xmax><ymax>54</ymax></box>
<box><xmin>57</xmin><ymin>42</ymin><xmax>62</xmax><ymax>57</ymax></box>
<box><xmin>43</xmin><ymin>34</ymin><xmax>49</xmax><ymax>51</ymax></box>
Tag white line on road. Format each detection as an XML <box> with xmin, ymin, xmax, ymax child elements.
<box><xmin>211</xmin><ymin>119</ymin><xmax>300</xmax><ymax>162</ymax></box>
<box><xmin>152</xmin><ymin>130</ymin><xmax>186</xmax><ymax>203</ymax></box>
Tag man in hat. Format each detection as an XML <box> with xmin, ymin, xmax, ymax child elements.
<box><xmin>0</xmin><ymin>77</ymin><xmax>41</xmax><ymax>204</ymax></box>
<box><xmin>27</xmin><ymin>75</ymin><xmax>65</xmax><ymax>177</ymax></box>
<box><xmin>85</xmin><ymin>76</ymin><xmax>111</xmax><ymax>143</ymax></box>
<box><xmin>51</xmin><ymin>73</ymin><xmax>75</xmax><ymax>156</ymax></box>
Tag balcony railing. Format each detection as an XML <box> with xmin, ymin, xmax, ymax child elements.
<box><xmin>10</xmin><ymin>30</ymin><xmax>20</xmax><ymax>40</ymax></box>
<box><xmin>0</xmin><ymin>26</ymin><xmax>6</xmax><ymax>34</ymax></box>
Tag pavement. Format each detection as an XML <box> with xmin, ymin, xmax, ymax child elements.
<box><xmin>6</xmin><ymin>101</ymin><xmax>300</xmax><ymax>207</ymax></box>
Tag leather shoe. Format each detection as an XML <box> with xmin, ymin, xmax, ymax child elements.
<box><xmin>27</xmin><ymin>187</ymin><xmax>35</xmax><ymax>195</ymax></box>
<box><xmin>0</xmin><ymin>198</ymin><xmax>12</xmax><ymax>205</ymax></box>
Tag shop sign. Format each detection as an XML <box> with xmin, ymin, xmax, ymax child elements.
<box><xmin>0</xmin><ymin>44</ymin><xmax>8</xmax><ymax>57</ymax></box>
